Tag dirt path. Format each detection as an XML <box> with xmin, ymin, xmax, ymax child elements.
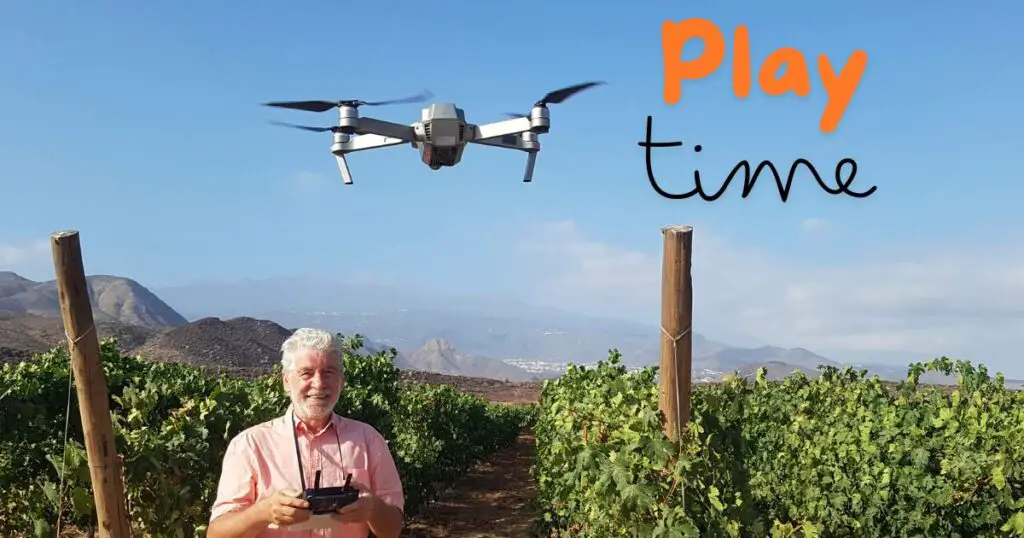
<box><xmin>402</xmin><ymin>431</ymin><xmax>540</xmax><ymax>538</ymax></box>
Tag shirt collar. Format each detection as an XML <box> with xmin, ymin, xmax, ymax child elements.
<box><xmin>280</xmin><ymin>403</ymin><xmax>345</xmax><ymax>437</ymax></box>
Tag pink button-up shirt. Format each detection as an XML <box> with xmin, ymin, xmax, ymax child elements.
<box><xmin>210</xmin><ymin>406</ymin><xmax>404</xmax><ymax>537</ymax></box>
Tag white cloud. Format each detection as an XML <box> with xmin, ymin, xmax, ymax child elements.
<box><xmin>0</xmin><ymin>239</ymin><xmax>48</xmax><ymax>265</ymax></box>
<box><xmin>516</xmin><ymin>220</ymin><xmax>662</xmax><ymax>320</ymax></box>
<box><xmin>801</xmin><ymin>217</ymin><xmax>829</xmax><ymax>234</ymax></box>
<box><xmin>514</xmin><ymin>220</ymin><xmax>1024</xmax><ymax>375</ymax></box>
<box><xmin>0</xmin><ymin>238</ymin><xmax>52</xmax><ymax>281</ymax></box>
<box><xmin>292</xmin><ymin>171</ymin><xmax>328</xmax><ymax>193</ymax></box>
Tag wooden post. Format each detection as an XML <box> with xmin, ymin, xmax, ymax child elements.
<box><xmin>50</xmin><ymin>230</ymin><xmax>131</xmax><ymax>538</ymax></box>
<box><xmin>658</xmin><ymin>225</ymin><xmax>694</xmax><ymax>442</ymax></box>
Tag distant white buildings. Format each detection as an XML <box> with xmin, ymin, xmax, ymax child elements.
<box><xmin>501</xmin><ymin>358</ymin><xmax>731</xmax><ymax>385</ymax></box>
<box><xmin>503</xmin><ymin>358</ymin><xmax>718</xmax><ymax>378</ymax></box>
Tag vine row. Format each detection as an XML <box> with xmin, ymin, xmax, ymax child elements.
<box><xmin>532</xmin><ymin>351</ymin><xmax>1024</xmax><ymax>537</ymax></box>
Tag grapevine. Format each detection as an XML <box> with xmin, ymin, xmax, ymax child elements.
<box><xmin>532</xmin><ymin>351</ymin><xmax>1024</xmax><ymax>537</ymax></box>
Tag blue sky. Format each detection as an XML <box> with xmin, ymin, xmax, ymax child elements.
<box><xmin>2</xmin><ymin>2</ymin><xmax>1023</xmax><ymax>375</ymax></box>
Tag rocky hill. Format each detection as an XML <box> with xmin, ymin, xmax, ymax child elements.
<box><xmin>733</xmin><ymin>360</ymin><xmax>822</xmax><ymax>381</ymax></box>
<box><xmin>398</xmin><ymin>369</ymin><xmax>543</xmax><ymax>403</ymax></box>
<box><xmin>692</xmin><ymin>345</ymin><xmax>838</xmax><ymax>381</ymax></box>
<box><xmin>130</xmin><ymin>316</ymin><xmax>292</xmax><ymax>371</ymax></box>
<box><xmin>0</xmin><ymin>312</ymin><xmax>162</xmax><ymax>365</ymax></box>
<box><xmin>0</xmin><ymin>272</ymin><xmax>187</xmax><ymax>327</ymax></box>
<box><xmin>408</xmin><ymin>337</ymin><xmax>541</xmax><ymax>382</ymax></box>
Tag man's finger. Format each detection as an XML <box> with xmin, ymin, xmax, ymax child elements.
<box><xmin>337</xmin><ymin>497</ymin><xmax>365</xmax><ymax>514</ymax></box>
<box><xmin>280</xmin><ymin>505</ymin><xmax>311</xmax><ymax>517</ymax></box>
<box><xmin>273</xmin><ymin>510</ymin><xmax>311</xmax><ymax>526</ymax></box>
<box><xmin>278</xmin><ymin>497</ymin><xmax>310</xmax><ymax>509</ymax></box>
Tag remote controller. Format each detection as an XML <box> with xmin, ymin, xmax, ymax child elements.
<box><xmin>302</xmin><ymin>470</ymin><xmax>360</xmax><ymax>514</ymax></box>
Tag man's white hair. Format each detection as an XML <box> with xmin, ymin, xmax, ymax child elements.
<box><xmin>280</xmin><ymin>328</ymin><xmax>344</xmax><ymax>373</ymax></box>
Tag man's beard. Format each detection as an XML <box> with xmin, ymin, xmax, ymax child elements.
<box><xmin>294</xmin><ymin>390</ymin><xmax>337</xmax><ymax>419</ymax></box>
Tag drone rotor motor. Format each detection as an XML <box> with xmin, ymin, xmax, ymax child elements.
<box><xmin>528</xmin><ymin>105</ymin><xmax>551</xmax><ymax>134</ymax></box>
<box><xmin>336</xmin><ymin>105</ymin><xmax>360</xmax><ymax>134</ymax></box>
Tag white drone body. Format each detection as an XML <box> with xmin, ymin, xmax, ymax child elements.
<box><xmin>264</xmin><ymin>82</ymin><xmax>601</xmax><ymax>185</ymax></box>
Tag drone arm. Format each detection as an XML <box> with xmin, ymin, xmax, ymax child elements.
<box><xmin>469</xmin><ymin>117</ymin><xmax>532</xmax><ymax>141</ymax></box>
<box><xmin>336</xmin><ymin>134</ymin><xmax>408</xmax><ymax>152</ymax></box>
<box><xmin>355</xmin><ymin>117</ymin><xmax>417</xmax><ymax>141</ymax></box>
<box><xmin>469</xmin><ymin>135</ymin><xmax>530</xmax><ymax>150</ymax></box>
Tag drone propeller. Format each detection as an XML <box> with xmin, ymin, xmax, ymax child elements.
<box><xmin>269</xmin><ymin>120</ymin><xmax>341</xmax><ymax>133</ymax></box>
<box><xmin>504</xmin><ymin>81</ymin><xmax>605</xmax><ymax>118</ymax></box>
<box><xmin>263</xmin><ymin>89</ymin><xmax>434</xmax><ymax>113</ymax></box>
<box><xmin>535</xmin><ymin>81</ymin><xmax>604</xmax><ymax>106</ymax></box>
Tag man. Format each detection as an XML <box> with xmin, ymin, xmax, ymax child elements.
<box><xmin>207</xmin><ymin>328</ymin><xmax>405</xmax><ymax>538</ymax></box>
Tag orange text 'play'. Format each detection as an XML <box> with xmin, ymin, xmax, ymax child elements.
<box><xmin>662</xmin><ymin>18</ymin><xmax>868</xmax><ymax>133</ymax></box>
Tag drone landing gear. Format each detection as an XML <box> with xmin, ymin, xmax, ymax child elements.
<box><xmin>330</xmin><ymin>131</ymin><xmax>410</xmax><ymax>185</ymax></box>
<box><xmin>335</xmin><ymin>154</ymin><xmax>353</xmax><ymax>185</ymax></box>
<box><xmin>471</xmin><ymin>130</ymin><xmax>541</xmax><ymax>183</ymax></box>
<box><xmin>523</xmin><ymin>151</ymin><xmax>538</xmax><ymax>183</ymax></box>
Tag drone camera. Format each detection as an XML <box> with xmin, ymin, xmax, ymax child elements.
<box><xmin>414</xmin><ymin>103</ymin><xmax>468</xmax><ymax>169</ymax></box>
<box><xmin>416</xmin><ymin>103</ymin><xmax>468</xmax><ymax>146</ymax></box>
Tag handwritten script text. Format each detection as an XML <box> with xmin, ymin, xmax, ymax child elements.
<box><xmin>638</xmin><ymin>116</ymin><xmax>877</xmax><ymax>201</ymax></box>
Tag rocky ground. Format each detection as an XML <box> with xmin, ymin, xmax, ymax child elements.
<box><xmin>399</xmin><ymin>369</ymin><xmax>544</xmax><ymax>404</ymax></box>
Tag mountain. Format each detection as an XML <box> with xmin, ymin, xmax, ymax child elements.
<box><xmin>407</xmin><ymin>337</ymin><xmax>542</xmax><ymax>382</ymax></box>
<box><xmin>153</xmin><ymin>277</ymin><xmax>732</xmax><ymax>367</ymax></box>
<box><xmin>157</xmin><ymin>277</ymin><xmax>982</xmax><ymax>383</ymax></box>
<box><xmin>0</xmin><ymin>271</ymin><xmax>36</xmax><ymax>297</ymax></box>
<box><xmin>131</xmin><ymin>316</ymin><xmax>292</xmax><ymax>371</ymax></box>
<box><xmin>128</xmin><ymin>316</ymin><xmax>408</xmax><ymax>373</ymax></box>
<box><xmin>0</xmin><ymin>312</ymin><xmax>164</xmax><ymax>365</ymax></box>
<box><xmin>0</xmin><ymin>311</ymin><xmax>414</xmax><ymax>374</ymax></box>
<box><xmin>694</xmin><ymin>345</ymin><xmax>839</xmax><ymax>373</ymax></box>
<box><xmin>733</xmin><ymin>360</ymin><xmax>822</xmax><ymax>381</ymax></box>
<box><xmin>347</xmin><ymin>338</ymin><xmax>418</xmax><ymax>370</ymax></box>
<box><xmin>0</xmin><ymin>272</ymin><xmax>187</xmax><ymax>327</ymax></box>
<box><xmin>7</xmin><ymin>273</ymin><xmax>1015</xmax><ymax>387</ymax></box>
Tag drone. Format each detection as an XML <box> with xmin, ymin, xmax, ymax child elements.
<box><xmin>262</xmin><ymin>81</ymin><xmax>603</xmax><ymax>185</ymax></box>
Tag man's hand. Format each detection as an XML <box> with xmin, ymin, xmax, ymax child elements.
<box><xmin>329</xmin><ymin>480</ymin><xmax>404</xmax><ymax>538</ymax></box>
<box><xmin>261</xmin><ymin>489</ymin><xmax>311</xmax><ymax>527</ymax></box>
<box><xmin>331</xmin><ymin>481</ymin><xmax>378</xmax><ymax>524</ymax></box>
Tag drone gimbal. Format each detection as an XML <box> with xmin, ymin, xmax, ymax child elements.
<box><xmin>263</xmin><ymin>81</ymin><xmax>603</xmax><ymax>185</ymax></box>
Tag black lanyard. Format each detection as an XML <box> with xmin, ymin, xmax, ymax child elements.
<box><xmin>290</xmin><ymin>411</ymin><xmax>344</xmax><ymax>491</ymax></box>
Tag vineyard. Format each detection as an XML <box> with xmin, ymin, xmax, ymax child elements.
<box><xmin>0</xmin><ymin>335</ymin><xmax>536</xmax><ymax>537</ymax></box>
<box><xmin>5</xmin><ymin>335</ymin><xmax>1024</xmax><ymax>538</ymax></box>
<box><xmin>532</xmin><ymin>351</ymin><xmax>1024</xmax><ymax>537</ymax></box>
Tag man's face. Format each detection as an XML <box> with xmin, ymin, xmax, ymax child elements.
<box><xmin>282</xmin><ymin>348</ymin><xmax>344</xmax><ymax>422</ymax></box>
